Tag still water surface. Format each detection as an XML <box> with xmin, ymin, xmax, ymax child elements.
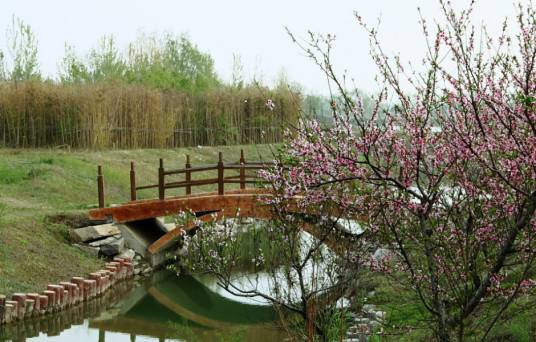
<box><xmin>0</xmin><ymin>270</ymin><xmax>284</xmax><ymax>342</ymax></box>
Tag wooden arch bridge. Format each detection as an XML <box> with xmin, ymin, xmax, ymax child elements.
<box><xmin>88</xmin><ymin>150</ymin><xmax>360</xmax><ymax>264</ymax></box>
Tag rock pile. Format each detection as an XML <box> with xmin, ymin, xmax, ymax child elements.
<box><xmin>70</xmin><ymin>223</ymin><xmax>125</xmax><ymax>258</ymax></box>
<box><xmin>343</xmin><ymin>303</ymin><xmax>386</xmax><ymax>342</ymax></box>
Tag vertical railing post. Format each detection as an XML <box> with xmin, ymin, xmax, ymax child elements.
<box><xmin>97</xmin><ymin>165</ymin><xmax>105</xmax><ymax>208</ymax></box>
<box><xmin>185</xmin><ymin>155</ymin><xmax>192</xmax><ymax>196</ymax></box>
<box><xmin>217</xmin><ymin>152</ymin><xmax>224</xmax><ymax>195</ymax></box>
<box><xmin>130</xmin><ymin>161</ymin><xmax>137</xmax><ymax>201</ymax></box>
<box><xmin>239</xmin><ymin>149</ymin><xmax>245</xmax><ymax>190</ymax></box>
<box><xmin>158</xmin><ymin>158</ymin><xmax>165</xmax><ymax>200</ymax></box>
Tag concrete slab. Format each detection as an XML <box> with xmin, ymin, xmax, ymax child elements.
<box><xmin>88</xmin><ymin>235</ymin><xmax>119</xmax><ymax>247</ymax></box>
<box><xmin>117</xmin><ymin>218</ymin><xmax>174</xmax><ymax>267</ymax></box>
<box><xmin>156</xmin><ymin>217</ymin><xmax>177</xmax><ymax>232</ymax></box>
<box><xmin>70</xmin><ymin>224</ymin><xmax>121</xmax><ymax>243</ymax></box>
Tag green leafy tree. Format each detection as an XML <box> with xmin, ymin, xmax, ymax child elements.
<box><xmin>124</xmin><ymin>33</ymin><xmax>220</xmax><ymax>91</ymax></box>
<box><xmin>231</xmin><ymin>53</ymin><xmax>245</xmax><ymax>89</ymax></box>
<box><xmin>60</xmin><ymin>32</ymin><xmax>219</xmax><ymax>92</ymax></box>
<box><xmin>88</xmin><ymin>35</ymin><xmax>126</xmax><ymax>81</ymax></box>
<box><xmin>60</xmin><ymin>35</ymin><xmax>125</xmax><ymax>83</ymax></box>
<box><xmin>59</xmin><ymin>44</ymin><xmax>90</xmax><ymax>83</ymax></box>
<box><xmin>0</xmin><ymin>51</ymin><xmax>6</xmax><ymax>81</ymax></box>
<box><xmin>7</xmin><ymin>16</ymin><xmax>40</xmax><ymax>81</ymax></box>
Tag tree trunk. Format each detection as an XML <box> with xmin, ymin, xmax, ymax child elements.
<box><xmin>437</xmin><ymin>319</ymin><xmax>451</xmax><ymax>342</ymax></box>
<box><xmin>306</xmin><ymin>298</ymin><xmax>317</xmax><ymax>341</ymax></box>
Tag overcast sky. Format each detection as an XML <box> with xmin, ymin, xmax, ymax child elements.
<box><xmin>0</xmin><ymin>0</ymin><xmax>521</xmax><ymax>94</ymax></box>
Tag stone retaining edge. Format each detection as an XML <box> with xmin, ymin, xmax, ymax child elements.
<box><xmin>0</xmin><ymin>256</ymin><xmax>134</xmax><ymax>325</ymax></box>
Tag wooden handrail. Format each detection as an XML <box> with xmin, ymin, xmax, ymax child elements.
<box><xmin>239</xmin><ymin>149</ymin><xmax>246</xmax><ymax>190</ymax></box>
<box><xmin>217</xmin><ymin>152</ymin><xmax>224</xmax><ymax>195</ymax></box>
<box><xmin>97</xmin><ymin>148</ymin><xmax>276</xmax><ymax>205</ymax></box>
<box><xmin>163</xmin><ymin>162</ymin><xmax>265</xmax><ymax>175</ymax></box>
<box><xmin>141</xmin><ymin>175</ymin><xmax>265</xmax><ymax>191</ymax></box>
<box><xmin>185</xmin><ymin>155</ymin><xmax>192</xmax><ymax>195</ymax></box>
<box><xmin>97</xmin><ymin>165</ymin><xmax>104</xmax><ymax>208</ymax></box>
<box><xmin>158</xmin><ymin>158</ymin><xmax>165</xmax><ymax>200</ymax></box>
<box><xmin>163</xmin><ymin>165</ymin><xmax>217</xmax><ymax>175</ymax></box>
<box><xmin>224</xmin><ymin>180</ymin><xmax>269</xmax><ymax>184</ymax></box>
<box><xmin>165</xmin><ymin>178</ymin><xmax>219</xmax><ymax>189</ymax></box>
<box><xmin>136</xmin><ymin>184</ymin><xmax>159</xmax><ymax>190</ymax></box>
<box><xmin>223</xmin><ymin>164</ymin><xmax>267</xmax><ymax>170</ymax></box>
<box><xmin>130</xmin><ymin>162</ymin><xmax>137</xmax><ymax>201</ymax></box>
<box><xmin>135</xmin><ymin>174</ymin><xmax>260</xmax><ymax>191</ymax></box>
<box><xmin>224</xmin><ymin>175</ymin><xmax>259</xmax><ymax>180</ymax></box>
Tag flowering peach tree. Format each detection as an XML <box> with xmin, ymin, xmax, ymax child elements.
<box><xmin>264</xmin><ymin>1</ymin><xmax>536</xmax><ymax>340</ymax></box>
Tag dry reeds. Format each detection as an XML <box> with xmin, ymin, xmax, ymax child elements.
<box><xmin>0</xmin><ymin>81</ymin><xmax>299</xmax><ymax>149</ymax></box>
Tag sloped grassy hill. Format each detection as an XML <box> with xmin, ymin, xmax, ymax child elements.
<box><xmin>0</xmin><ymin>145</ymin><xmax>275</xmax><ymax>294</ymax></box>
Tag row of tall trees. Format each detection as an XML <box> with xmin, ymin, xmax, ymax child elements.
<box><xmin>0</xmin><ymin>16</ymin><xmax>301</xmax><ymax>148</ymax></box>
<box><xmin>59</xmin><ymin>34</ymin><xmax>220</xmax><ymax>92</ymax></box>
<box><xmin>0</xmin><ymin>16</ymin><xmax>219</xmax><ymax>91</ymax></box>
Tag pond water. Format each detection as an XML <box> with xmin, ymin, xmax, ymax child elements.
<box><xmin>0</xmin><ymin>270</ymin><xmax>285</xmax><ymax>342</ymax></box>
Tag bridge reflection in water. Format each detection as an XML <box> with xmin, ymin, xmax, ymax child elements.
<box><xmin>0</xmin><ymin>271</ymin><xmax>284</xmax><ymax>342</ymax></box>
<box><xmin>90</xmin><ymin>270</ymin><xmax>282</xmax><ymax>342</ymax></box>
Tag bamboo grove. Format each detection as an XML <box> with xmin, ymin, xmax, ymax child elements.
<box><xmin>0</xmin><ymin>81</ymin><xmax>299</xmax><ymax>149</ymax></box>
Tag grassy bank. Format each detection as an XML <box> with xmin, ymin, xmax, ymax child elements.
<box><xmin>0</xmin><ymin>144</ymin><xmax>275</xmax><ymax>294</ymax></box>
<box><xmin>358</xmin><ymin>273</ymin><xmax>536</xmax><ymax>341</ymax></box>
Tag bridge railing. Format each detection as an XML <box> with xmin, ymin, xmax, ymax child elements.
<box><xmin>96</xmin><ymin>149</ymin><xmax>273</xmax><ymax>208</ymax></box>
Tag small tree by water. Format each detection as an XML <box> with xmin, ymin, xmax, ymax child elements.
<box><xmin>175</xmin><ymin>212</ymin><xmax>367</xmax><ymax>341</ymax></box>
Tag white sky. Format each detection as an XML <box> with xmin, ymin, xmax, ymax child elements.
<box><xmin>0</xmin><ymin>0</ymin><xmax>522</xmax><ymax>94</ymax></box>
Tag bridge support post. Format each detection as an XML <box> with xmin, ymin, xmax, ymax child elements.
<box><xmin>239</xmin><ymin>149</ymin><xmax>245</xmax><ymax>190</ymax></box>
<box><xmin>97</xmin><ymin>166</ymin><xmax>105</xmax><ymax>208</ymax></box>
<box><xmin>217</xmin><ymin>152</ymin><xmax>224</xmax><ymax>195</ymax></box>
<box><xmin>130</xmin><ymin>162</ymin><xmax>137</xmax><ymax>201</ymax></box>
<box><xmin>158</xmin><ymin>158</ymin><xmax>165</xmax><ymax>200</ymax></box>
<box><xmin>185</xmin><ymin>155</ymin><xmax>191</xmax><ymax>195</ymax></box>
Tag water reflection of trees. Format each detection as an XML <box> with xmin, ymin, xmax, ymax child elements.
<box><xmin>180</xmin><ymin>215</ymin><xmax>367</xmax><ymax>340</ymax></box>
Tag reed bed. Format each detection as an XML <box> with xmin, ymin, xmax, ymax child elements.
<box><xmin>0</xmin><ymin>81</ymin><xmax>299</xmax><ymax>149</ymax></box>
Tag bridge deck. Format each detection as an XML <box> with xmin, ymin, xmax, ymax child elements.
<box><xmin>88</xmin><ymin>150</ymin><xmax>362</xmax><ymax>259</ymax></box>
<box><xmin>89</xmin><ymin>189</ymin><xmax>275</xmax><ymax>223</ymax></box>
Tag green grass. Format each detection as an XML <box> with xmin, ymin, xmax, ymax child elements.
<box><xmin>0</xmin><ymin>144</ymin><xmax>276</xmax><ymax>295</ymax></box>
<box><xmin>360</xmin><ymin>272</ymin><xmax>536</xmax><ymax>341</ymax></box>
<box><xmin>368</xmin><ymin>276</ymin><xmax>432</xmax><ymax>341</ymax></box>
